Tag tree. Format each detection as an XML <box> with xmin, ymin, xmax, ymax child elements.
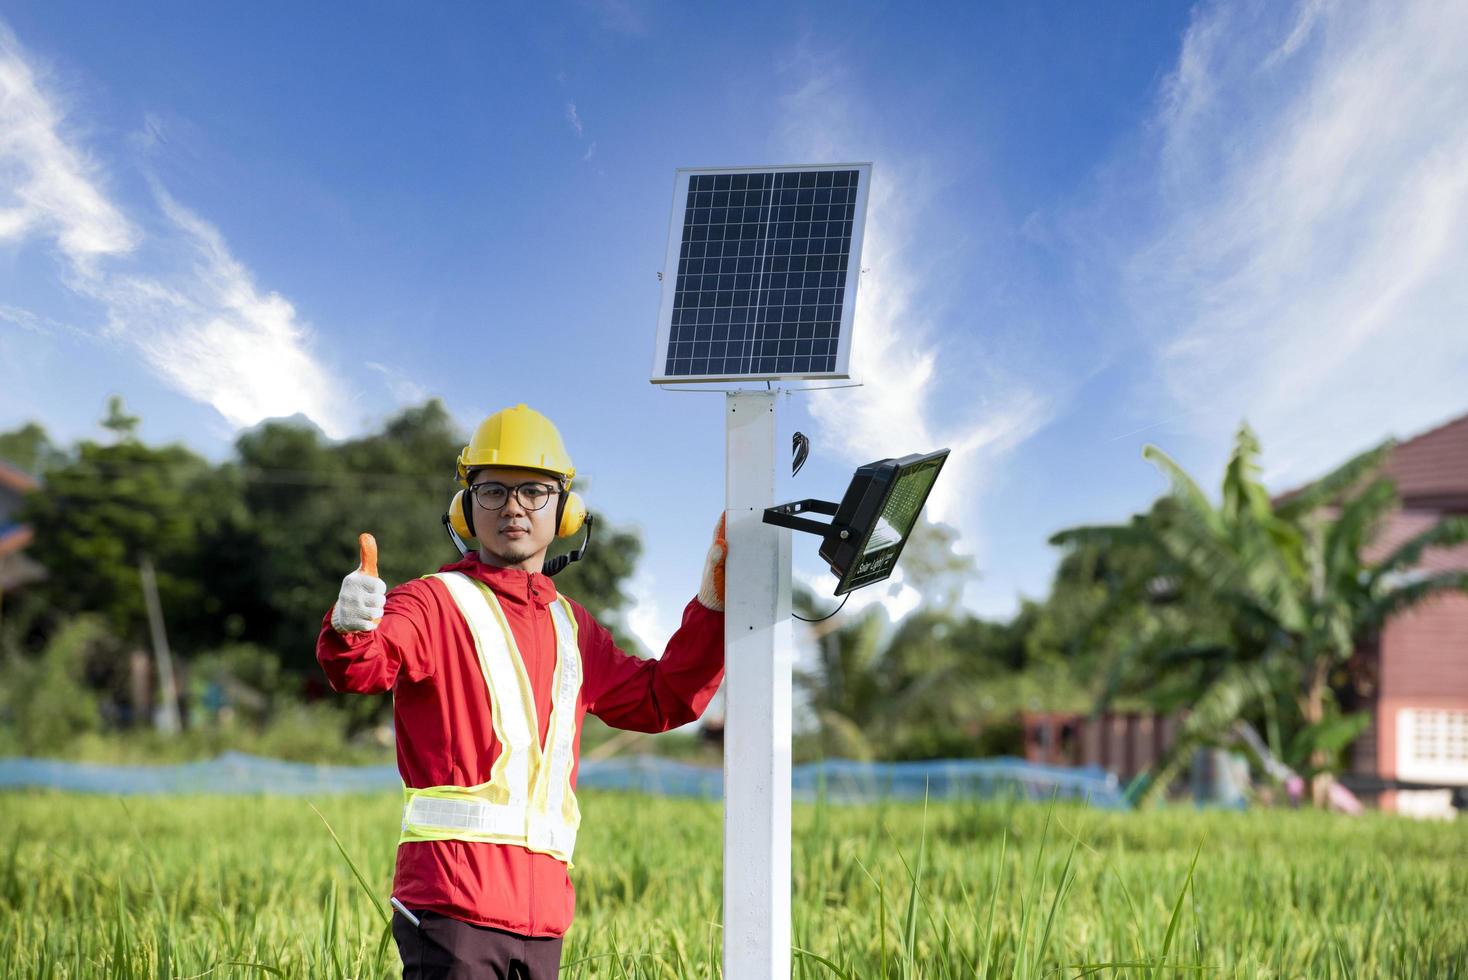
<box><xmin>219</xmin><ymin>401</ymin><xmax>646</xmax><ymax>667</ymax></box>
<box><xmin>101</xmin><ymin>396</ymin><xmax>141</xmax><ymax>442</ymax></box>
<box><xmin>14</xmin><ymin>397</ymin><xmax>648</xmax><ymax>736</ymax></box>
<box><xmin>789</xmin><ymin>521</ymin><xmax>1055</xmax><ymax>761</ymax></box>
<box><xmin>549</xmin><ymin>509</ymin><xmax>644</xmax><ymax>655</ymax></box>
<box><xmin>21</xmin><ymin>421</ymin><xmax>217</xmax><ymax>650</ymax></box>
<box><xmin>1051</xmin><ymin>425</ymin><xmax>1468</xmax><ymax>804</ymax></box>
<box><xmin>0</xmin><ymin>421</ymin><xmax>61</xmax><ymax>474</ymax></box>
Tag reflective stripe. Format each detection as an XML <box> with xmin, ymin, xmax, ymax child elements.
<box><xmin>404</xmin><ymin>795</ymin><xmax>526</xmax><ymax>838</ymax></box>
<box><xmin>401</xmin><ymin>575</ymin><xmax>584</xmax><ymax>864</ymax></box>
<box><xmin>539</xmin><ymin>600</ymin><xmax>580</xmax><ymax>827</ymax></box>
<box><xmin>433</xmin><ymin>572</ymin><xmax>534</xmax><ymax>805</ymax></box>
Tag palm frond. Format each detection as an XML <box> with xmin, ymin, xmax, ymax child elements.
<box><xmin>1136</xmin><ymin>655</ymin><xmax>1281</xmax><ymax>806</ymax></box>
<box><xmin>1366</xmin><ymin>571</ymin><xmax>1468</xmax><ymax>627</ymax></box>
<box><xmin>1142</xmin><ymin>444</ymin><xmax>1222</xmax><ymax>535</ymax></box>
<box><xmin>1325</xmin><ymin>479</ymin><xmax>1398</xmax><ymax>577</ymax></box>
<box><xmin>1221</xmin><ymin>423</ymin><xmax>1272</xmax><ymax>525</ymax></box>
<box><xmin>1370</xmin><ymin>517</ymin><xmax>1468</xmax><ymax>580</ymax></box>
<box><xmin>1276</xmin><ymin>440</ymin><xmax>1395</xmax><ymax>520</ymax></box>
<box><xmin>1047</xmin><ymin>522</ymin><xmax>1150</xmax><ymax>551</ymax></box>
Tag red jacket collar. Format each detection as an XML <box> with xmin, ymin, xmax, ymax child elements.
<box><xmin>437</xmin><ymin>553</ymin><xmax>559</xmax><ymax>608</ymax></box>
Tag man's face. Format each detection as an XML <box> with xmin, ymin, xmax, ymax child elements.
<box><xmin>468</xmin><ymin>466</ymin><xmax>562</xmax><ymax>571</ymax></box>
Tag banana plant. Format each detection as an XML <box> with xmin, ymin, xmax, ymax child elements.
<box><xmin>1051</xmin><ymin>424</ymin><xmax>1468</xmax><ymax>806</ymax></box>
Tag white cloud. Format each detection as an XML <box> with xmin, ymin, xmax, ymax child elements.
<box><xmin>776</xmin><ymin>45</ymin><xmax>1051</xmax><ymax>609</ymax></box>
<box><xmin>565</xmin><ymin>102</ymin><xmax>584</xmax><ymax>138</ymax></box>
<box><xmin>0</xmin><ymin>21</ymin><xmax>353</xmax><ymax>438</ymax></box>
<box><xmin>0</xmin><ymin>303</ymin><xmax>77</xmax><ymax>336</ymax></box>
<box><xmin>1124</xmin><ymin>0</ymin><xmax>1468</xmax><ymax>482</ymax></box>
<box><xmin>70</xmin><ymin>192</ymin><xmax>354</xmax><ymax>437</ymax></box>
<box><xmin>0</xmin><ymin>25</ymin><xmax>137</xmax><ymax>265</ymax></box>
<box><xmin>806</xmin><ymin>172</ymin><xmax>1050</xmax><ymax>528</ymax></box>
<box><xmin>624</xmin><ymin>568</ymin><xmax>670</xmax><ymax>658</ymax></box>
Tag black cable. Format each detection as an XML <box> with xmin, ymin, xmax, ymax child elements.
<box><xmin>793</xmin><ymin>594</ymin><xmax>850</xmax><ymax>623</ymax></box>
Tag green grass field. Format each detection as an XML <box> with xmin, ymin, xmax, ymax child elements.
<box><xmin>1</xmin><ymin>790</ymin><xmax>1464</xmax><ymax>978</ymax></box>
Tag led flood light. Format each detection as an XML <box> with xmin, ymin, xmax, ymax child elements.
<box><xmin>763</xmin><ymin>449</ymin><xmax>949</xmax><ymax>595</ymax></box>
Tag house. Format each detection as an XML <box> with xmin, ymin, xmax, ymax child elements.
<box><xmin>0</xmin><ymin>460</ymin><xmax>44</xmax><ymax>594</ymax></box>
<box><xmin>1345</xmin><ymin>412</ymin><xmax>1468</xmax><ymax>817</ymax></box>
<box><xmin>1025</xmin><ymin>414</ymin><xmax>1468</xmax><ymax>816</ymax></box>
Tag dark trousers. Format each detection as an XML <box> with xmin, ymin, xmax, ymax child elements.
<box><xmin>392</xmin><ymin>909</ymin><xmax>564</xmax><ymax>980</ymax></box>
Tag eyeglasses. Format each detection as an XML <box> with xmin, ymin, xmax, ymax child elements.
<box><xmin>468</xmin><ymin>481</ymin><xmax>561</xmax><ymax>512</ymax></box>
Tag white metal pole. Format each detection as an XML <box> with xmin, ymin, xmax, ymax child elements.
<box><xmin>723</xmin><ymin>389</ymin><xmax>793</xmax><ymax>980</ymax></box>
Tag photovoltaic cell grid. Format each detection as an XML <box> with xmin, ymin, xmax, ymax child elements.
<box><xmin>664</xmin><ymin>169</ymin><xmax>860</xmax><ymax>378</ymax></box>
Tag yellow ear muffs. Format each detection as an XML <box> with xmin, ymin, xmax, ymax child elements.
<box><xmin>557</xmin><ymin>491</ymin><xmax>586</xmax><ymax>539</ymax></box>
<box><xmin>446</xmin><ymin>489</ymin><xmax>476</xmax><ymax>539</ymax></box>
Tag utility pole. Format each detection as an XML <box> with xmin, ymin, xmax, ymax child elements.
<box><xmin>723</xmin><ymin>389</ymin><xmax>794</xmax><ymax>980</ymax></box>
<box><xmin>138</xmin><ymin>556</ymin><xmax>181</xmax><ymax>734</ymax></box>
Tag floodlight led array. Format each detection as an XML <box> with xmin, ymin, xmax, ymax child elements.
<box><xmin>763</xmin><ymin>449</ymin><xmax>949</xmax><ymax>595</ymax></box>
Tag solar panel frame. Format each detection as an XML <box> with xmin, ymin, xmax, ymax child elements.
<box><xmin>650</xmin><ymin>163</ymin><xmax>872</xmax><ymax>385</ymax></box>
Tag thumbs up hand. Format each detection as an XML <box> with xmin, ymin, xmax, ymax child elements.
<box><xmin>696</xmin><ymin>514</ymin><xmax>727</xmax><ymax>612</ymax></box>
<box><xmin>332</xmin><ymin>532</ymin><xmax>387</xmax><ymax>634</ymax></box>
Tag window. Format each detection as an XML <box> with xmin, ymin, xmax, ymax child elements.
<box><xmin>1397</xmin><ymin>708</ymin><xmax>1468</xmax><ymax>784</ymax></box>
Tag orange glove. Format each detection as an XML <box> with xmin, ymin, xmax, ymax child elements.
<box><xmin>331</xmin><ymin>532</ymin><xmax>386</xmax><ymax>633</ymax></box>
<box><xmin>697</xmin><ymin>514</ymin><xmax>727</xmax><ymax>611</ymax></box>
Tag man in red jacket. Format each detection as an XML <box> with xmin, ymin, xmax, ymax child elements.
<box><xmin>318</xmin><ymin>403</ymin><xmax>726</xmax><ymax>979</ymax></box>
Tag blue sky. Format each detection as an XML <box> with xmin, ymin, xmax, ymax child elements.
<box><xmin>3</xmin><ymin>1</ymin><xmax>1467</xmax><ymax>652</ymax></box>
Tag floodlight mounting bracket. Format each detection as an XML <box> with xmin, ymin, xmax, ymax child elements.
<box><xmin>762</xmin><ymin>499</ymin><xmax>846</xmax><ymax>540</ymax></box>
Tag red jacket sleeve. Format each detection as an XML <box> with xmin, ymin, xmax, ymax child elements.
<box><xmin>578</xmin><ymin>597</ymin><xmax>725</xmax><ymax>733</ymax></box>
<box><xmin>316</xmin><ymin>579</ymin><xmax>438</xmax><ymax>694</ymax></box>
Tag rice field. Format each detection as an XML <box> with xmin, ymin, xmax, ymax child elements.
<box><xmin>1</xmin><ymin>789</ymin><xmax>1464</xmax><ymax>978</ymax></box>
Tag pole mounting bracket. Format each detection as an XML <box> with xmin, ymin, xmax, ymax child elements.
<box><xmin>762</xmin><ymin>498</ymin><xmax>842</xmax><ymax>539</ymax></box>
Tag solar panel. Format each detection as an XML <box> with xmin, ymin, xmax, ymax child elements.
<box><xmin>651</xmin><ymin>164</ymin><xmax>872</xmax><ymax>383</ymax></box>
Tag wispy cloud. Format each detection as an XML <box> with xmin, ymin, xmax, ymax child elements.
<box><xmin>71</xmin><ymin>191</ymin><xmax>354</xmax><ymax>436</ymax></box>
<box><xmin>805</xmin><ymin>169</ymin><xmax>1049</xmax><ymax>527</ymax></box>
<box><xmin>578</xmin><ymin>0</ymin><xmax>647</xmax><ymax>36</ymax></box>
<box><xmin>1121</xmin><ymin>0</ymin><xmax>1468</xmax><ymax>481</ymax></box>
<box><xmin>366</xmin><ymin>360</ymin><xmax>428</xmax><ymax>405</ymax></box>
<box><xmin>0</xmin><ymin>25</ymin><xmax>137</xmax><ymax>266</ymax></box>
<box><xmin>776</xmin><ymin>44</ymin><xmax>1052</xmax><ymax>590</ymax></box>
<box><xmin>0</xmin><ymin>303</ymin><xmax>81</xmax><ymax>337</ymax></box>
<box><xmin>0</xmin><ymin>21</ymin><xmax>353</xmax><ymax>437</ymax></box>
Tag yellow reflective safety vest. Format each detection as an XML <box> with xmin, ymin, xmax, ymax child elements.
<box><xmin>399</xmin><ymin>571</ymin><xmax>583</xmax><ymax>864</ymax></box>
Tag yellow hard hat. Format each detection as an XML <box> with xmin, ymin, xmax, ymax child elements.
<box><xmin>455</xmin><ymin>404</ymin><xmax>576</xmax><ymax>487</ymax></box>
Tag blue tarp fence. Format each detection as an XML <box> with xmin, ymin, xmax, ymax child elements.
<box><xmin>0</xmin><ymin>752</ymin><xmax>1127</xmax><ymax>807</ymax></box>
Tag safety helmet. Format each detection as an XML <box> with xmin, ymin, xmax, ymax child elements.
<box><xmin>455</xmin><ymin>403</ymin><xmax>576</xmax><ymax>488</ymax></box>
<box><xmin>446</xmin><ymin>404</ymin><xmax>587</xmax><ymax>542</ymax></box>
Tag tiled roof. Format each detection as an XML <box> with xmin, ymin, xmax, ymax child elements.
<box><xmin>1385</xmin><ymin>411</ymin><xmax>1468</xmax><ymax>507</ymax></box>
<box><xmin>0</xmin><ymin>525</ymin><xmax>34</xmax><ymax>559</ymax></box>
<box><xmin>0</xmin><ymin>460</ymin><xmax>39</xmax><ymax>494</ymax></box>
<box><xmin>1279</xmin><ymin>410</ymin><xmax>1468</xmax><ymax>575</ymax></box>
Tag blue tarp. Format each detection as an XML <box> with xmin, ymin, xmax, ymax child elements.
<box><xmin>0</xmin><ymin>752</ymin><xmax>1126</xmax><ymax>807</ymax></box>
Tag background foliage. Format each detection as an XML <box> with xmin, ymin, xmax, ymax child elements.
<box><xmin>1</xmin><ymin>399</ymin><xmax>648</xmax><ymax>755</ymax></box>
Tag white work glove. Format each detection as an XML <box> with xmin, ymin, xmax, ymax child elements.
<box><xmin>696</xmin><ymin>515</ymin><xmax>727</xmax><ymax>612</ymax></box>
<box><xmin>332</xmin><ymin>533</ymin><xmax>386</xmax><ymax>633</ymax></box>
